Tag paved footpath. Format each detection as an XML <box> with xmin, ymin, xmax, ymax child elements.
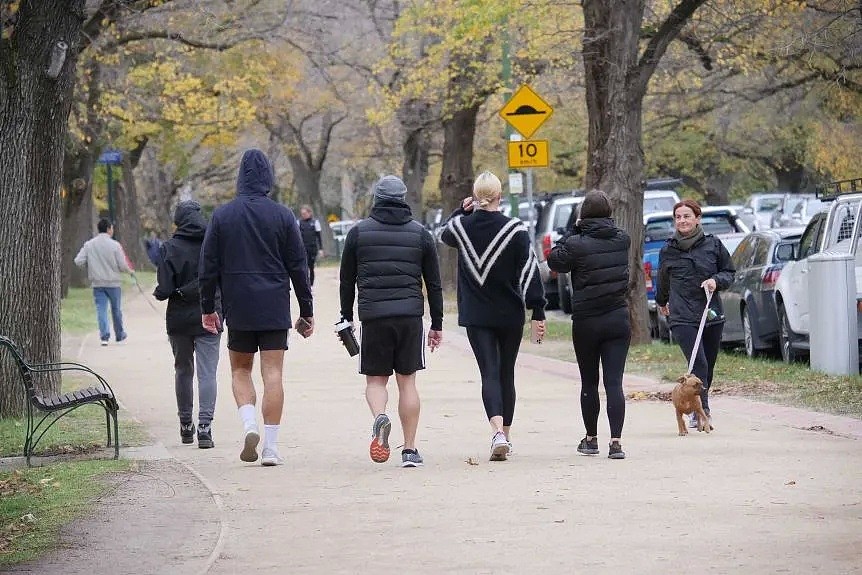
<box><xmin>26</xmin><ymin>267</ymin><xmax>862</xmax><ymax>574</ymax></box>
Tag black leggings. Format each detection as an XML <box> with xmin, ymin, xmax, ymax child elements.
<box><xmin>466</xmin><ymin>325</ymin><xmax>523</xmax><ymax>426</ymax></box>
<box><xmin>305</xmin><ymin>250</ymin><xmax>317</xmax><ymax>286</ymax></box>
<box><xmin>671</xmin><ymin>322</ymin><xmax>723</xmax><ymax>414</ymax></box>
<box><xmin>572</xmin><ymin>307</ymin><xmax>631</xmax><ymax>438</ymax></box>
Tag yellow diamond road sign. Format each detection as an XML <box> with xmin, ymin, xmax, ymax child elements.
<box><xmin>499</xmin><ymin>84</ymin><xmax>553</xmax><ymax>139</ymax></box>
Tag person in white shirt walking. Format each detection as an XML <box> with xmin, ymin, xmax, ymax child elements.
<box><xmin>74</xmin><ymin>218</ymin><xmax>135</xmax><ymax>345</ymax></box>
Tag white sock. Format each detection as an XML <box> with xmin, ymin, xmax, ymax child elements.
<box><xmin>238</xmin><ymin>404</ymin><xmax>257</xmax><ymax>432</ymax></box>
<box><xmin>264</xmin><ymin>424</ymin><xmax>280</xmax><ymax>452</ymax></box>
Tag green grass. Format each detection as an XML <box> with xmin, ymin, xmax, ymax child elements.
<box><xmin>0</xmin><ymin>374</ymin><xmax>148</xmax><ymax>458</ymax></box>
<box><xmin>533</xmin><ymin>317</ymin><xmax>862</xmax><ymax>419</ymax></box>
<box><xmin>61</xmin><ymin>271</ymin><xmax>157</xmax><ymax>336</ymax></box>
<box><xmin>0</xmin><ymin>459</ymin><xmax>131</xmax><ymax>566</ymax></box>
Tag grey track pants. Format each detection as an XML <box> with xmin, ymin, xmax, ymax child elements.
<box><xmin>169</xmin><ymin>332</ymin><xmax>221</xmax><ymax>426</ymax></box>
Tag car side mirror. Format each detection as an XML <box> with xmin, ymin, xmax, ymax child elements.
<box><xmin>742</xmin><ymin>207</ymin><xmax>754</xmax><ymax>215</ymax></box>
<box><xmin>775</xmin><ymin>244</ymin><xmax>795</xmax><ymax>262</ymax></box>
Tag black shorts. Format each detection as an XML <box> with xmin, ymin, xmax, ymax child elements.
<box><xmin>227</xmin><ymin>329</ymin><xmax>288</xmax><ymax>353</ymax></box>
<box><xmin>359</xmin><ymin>317</ymin><xmax>425</xmax><ymax>376</ymax></box>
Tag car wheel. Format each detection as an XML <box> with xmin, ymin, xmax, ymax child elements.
<box><xmin>557</xmin><ymin>274</ymin><xmax>572</xmax><ymax>314</ymax></box>
<box><xmin>777</xmin><ymin>302</ymin><xmax>796</xmax><ymax>364</ymax></box>
<box><xmin>742</xmin><ymin>307</ymin><xmax>757</xmax><ymax>358</ymax></box>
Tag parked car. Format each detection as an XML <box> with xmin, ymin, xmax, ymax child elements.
<box><xmin>643</xmin><ymin>189</ymin><xmax>681</xmax><ymax>215</ymax></box>
<box><xmin>329</xmin><ymin>219</ymin><xmax>356</xmax><ymax>257</ymax></box>
<box><xmin>534</xmin><ymin>193</ymin><xmax>585</xmax><ymax>309</ymax></box>
<box><xmin>770</xmin><ymin>194</ymin><xmax>823</xmax><ymax>229</ymax></box>
<box><xmin>644</xmin><ymin>206</ymin><xmax>751</xmax><ymax>340</ymax></box>
<box><xmin>720</xmin><ymin>229</ymin><xmax>804</xmax><ymax>357</ymax></box>
<box><xmin>773</xmin><ymin>189</ymin><xmax>862</xmax><ymax>363</ymax></box>
<box><xmin>740</xmin><ymin>193</ymin><xmax>785</xmax><ymax>231</ymax></box>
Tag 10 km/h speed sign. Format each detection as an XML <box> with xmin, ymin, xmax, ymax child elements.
<box><xmin>507</xmin><ymin>140</ymin><xmax>549</xmax><ymax>168</ymax></box>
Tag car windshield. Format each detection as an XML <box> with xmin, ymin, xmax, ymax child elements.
<box><xmin>795</xmin><ymin>198</ymin><xmax>824</xmax><ymax>215</ymax></box>
<box><xmin>701</xmin><ymin>215</ymin><xmax>736</xmax><ymax>235</ymax></box>
<box><xmin>758</xmin><ymin>198</ymin><xmax>782</xmax><ymax>212</ymax></box>
<box><xmin>554</xmin><ymin>203</ymin><xmax>576</xmax><ymax>231</ymax></box>
<box><xmin>643</xmin><ymin>196</ymin><xmax>676</xmax><ymax>214</ymax></box>
<box><xmin>645</xmin><ymin>213</ymin><xmax>736</xmax><ymax>241</ymax></box>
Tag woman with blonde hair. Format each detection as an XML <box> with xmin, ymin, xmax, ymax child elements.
<box><xmin>441</xmin><ymin>171</ymin><xmax>546</xmax><ymax>461</ymax></box>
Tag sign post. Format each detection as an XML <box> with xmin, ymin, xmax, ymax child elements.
<box><xmin>499</xmin><ymin>85</ymin><xmax>554</xmax><ymax>245</ymax></box>
<box><xmin>97</xmin><ymin>150</ymin><xmax>123</xmax><ymax>236</ymax></box>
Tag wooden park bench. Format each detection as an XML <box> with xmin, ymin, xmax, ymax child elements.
<box><xmin>0</xmin><ymin>335</ymin><xmax>119</xmax><ymax>466</ymax></box>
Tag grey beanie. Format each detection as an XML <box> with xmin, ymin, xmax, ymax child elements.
<box><xmin>373</xmin><ymin>175</ymin><xmax>407</xmax><ymax>203</ymax></box>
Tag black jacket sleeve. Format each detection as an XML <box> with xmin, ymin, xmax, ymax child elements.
<box><xmin>656</xmin><ymin>245</ymin><xmax>670</xmax><ymax>307</ymax></box>
<box><xmin>153</xmin><ymin>243</ymin><xmax>175</xmax><ymax>301</ymax></box>
<box><xmin>712</xmin><ymin>238</ymin><xmax>735</xmax><ymax>291</ymax></box>
<box><xmin>199</xmin><ymin>216</ymin><xmax>220</xmax><ymax>314</ymax></box>
<box><xmin>283</xmin><ymin>212</ymin><xmax>313</xmax><ymax>318</ymax></box>
<box><xmin>421</xmin><ymin>229</ymin><xmax>444</xmax><ymax>330</ymax></box>
<box><xmin>515</xmin><ymin>230</ymin><xmax>546</xmax><ymax>321</ymax></box>
<box><xmin>439</xmin><ymin>207</ymin><xmax>465</xmax><ymax>248</ymax></box>
<box><xmin>338</xmin><ymin>226</ymin><xmax>359</xmax><ymax>322</ymax></box>
<box><xmin>547</xmin><ymin>234</ymin><xmax>575</xmax><ymax>273</ymax></box>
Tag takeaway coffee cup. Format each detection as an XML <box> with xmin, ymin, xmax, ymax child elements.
<box><xmin>335</xmin><ymin>319</ymin><xmax>360</xmax><ymax>357</ymax></box>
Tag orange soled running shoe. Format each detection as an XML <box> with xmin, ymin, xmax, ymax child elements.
<box><xmin>369</xmin><ymin>413</ymin><xmax>392</xmax><ymax>463</ymax></box>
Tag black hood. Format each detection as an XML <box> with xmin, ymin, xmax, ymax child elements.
<box><xmin>577</xmin><ymin>217</ymin><xmax>619</xmax><ymax>239</ymax></box>
<box><xmin>370</xmin><ymin>199</ymin><xmax>413</xmax><ymax>225</ymax></box>
<box><xmin>173</xmin><ymin>200</ymin><xmax>207</xmax><ymax>239</ymax></box>
<box><xmin>236</xmin><ymin>149</ymin><xmax>273</xmax><ymax>197</ymax></box>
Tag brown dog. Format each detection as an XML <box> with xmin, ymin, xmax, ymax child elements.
<box><xmin>671</xmin><ymin>374</ymin><xmax>713</xmax><ymax>436</ymax></box>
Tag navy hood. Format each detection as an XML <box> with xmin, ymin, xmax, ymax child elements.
<box><xmin>237</xmin><ymin>149</ymin><xmax>273</xmax><ymax>197</ymax></box>
<box><xmin>577</xmin><ymin>217</ymin><xmax>619</xmax><ymax>239</ymax></box>
<box><xmin>173</xmin><ymin>200</ymin><xmax>207</xmax><ymax>239</ymax></box>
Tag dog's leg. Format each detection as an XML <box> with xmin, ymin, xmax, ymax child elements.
<box><xmin>676</xmin><ymin>409</ymin><xmax>688</xmax><ymax>436</ymax></box>
<box><xmin>695</xmin><ymin>399</ymin><xmax>710</xmax><ymax>433</ymax></box>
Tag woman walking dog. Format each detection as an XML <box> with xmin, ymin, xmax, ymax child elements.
<box><xmin>656</xmin><ymin>199</ymin><xmax>734</xmax><ymax>430</ymax></box>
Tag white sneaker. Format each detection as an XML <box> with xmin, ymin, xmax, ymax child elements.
<box><xmin>260</xmin><ymin>447</ymin><xmax>283</xmax><ymax>466</ymax></box>
<box><xmin>489</xmin><ymin>432</ymin><xmax>510</xmax><ymax>461</ymax></box>
<box><xmin>100</xmin><ymin>340</ymin><xmax>109</xmax><ymax>347</ymax></box>
<box><xmin>240</xmin><ymin>428</ymin><xmax>260</xmax><ymax>462</ymax></box>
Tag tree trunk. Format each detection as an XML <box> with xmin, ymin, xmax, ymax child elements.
<box><xmin>61</xmin><ymin>148</ymin><xmax>97</xmax><ymax>295</ymax></box>
<box><xmin>402</xmin><ymin>125</ymin><xmax>431</xmax><ymax>218</ymax></box>
<box><xmin>774</xmin><ymin>163</ymin><xmax>805</xmax><ymax>193</ymax></box>
<box><xmin>583</xmin><ymin>0</ymin><xmax>651</xmax><ymax>344</ymax></box>
<box><xmin>438</xmin><ymin>104</ymin><xmax>480</xmax><ymax>291</ymax></box>
<box><xmin>583</xmin><ymin>0</ymin><xmax>706</xmax><ymax>345</ymax></box>
<box><xmin>287</xmin><ymin>153</ymin><xmax>336</xmax><ymax>255</ymax></box>
<box><xmin>0</xmin><ymin>1</ymin><xmax>85</xmax><ymax>416</ymax></box>
<box><xmin>115</xmin><ymin>153</ymin><xmax>148</xmax><ymax>269</ymax></box>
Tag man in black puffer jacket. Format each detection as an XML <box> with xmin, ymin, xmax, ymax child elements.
<box><xmin>154</xmin><ymin>201</ymin><xmax>222</xmax><ymax>449</ymax></box>
<box><xmin>339</xmin><ymin>175</ymin><xmax>443</xmax><ymax>468</ymax></box>
<box><xmin>547</xmin><ymin>190</ymin><xmax>632</xmax><ymax>460</ymax></box>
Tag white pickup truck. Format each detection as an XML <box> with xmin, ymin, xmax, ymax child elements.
<box><xmin>773</xmin><ymin>185</ymin><xmax>862</xmax><ymax>363</ymax></box>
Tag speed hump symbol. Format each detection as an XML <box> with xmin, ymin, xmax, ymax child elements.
<box><xmin>507</xmin><ymin>140</ymin><xmax>549</xmax><ymax>169</ymax></box>
<box><xmin>499</xmin><ymin>84</ymin><xmax>554</xmax><ymax>139</ymax></box>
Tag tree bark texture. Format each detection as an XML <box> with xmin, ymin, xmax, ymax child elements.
<box><xmin>398</xmin><ymin>99</ymin><xmax>434</xmax><ymax>217</ymax></box>
<box><xmin>583</xmin><ymin>0</ymin><xmax>706</xmax><ymax>345</ymax></box>
<box><xmin>438</xmin><ymin>104</ymin><xmax>480</xmax><ymax>292</ymax></box>
<box><xmin>115</xmin><ymin>151</ymin><xmax>147</xmax><ymax>269</ymax></box>
<box><xmin>61</xmin><ymin>147</ymin><xmax>96</xmax><ymax>295</ymax></box>
<box><xmin>0</xmin><ymin>1</ymin><xmax>85</xmax><ymax>416</ymax></box>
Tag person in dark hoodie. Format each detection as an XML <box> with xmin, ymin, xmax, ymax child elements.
<box><xmin>298</xmin><ymin>205</ymin><xmax>323</xmax><ymax>286</ymax></box>
<box><xmin>154</xmin><ymin>201</ymin><xmax>221</xmax><ymax>449</ymax></box>
<box><xmin>547</xmin><ymin>190</ymin><xmax>632</xmax><ymax>460</ymax></box>
<box><xmin>339</xmin><ymin>175</ymin><xmax>443</xmax><ymax>468</ymax></box>
<box><xmin>199</xmin><ymin>149</ymin><xmax>314</xmax><ymax>467</ymax></box>
<box><xmin>440</xmin><ymin>171</ymin><xmax>546</xmax><ymax>462</ymax></box>
<box><xmin>656</xmin><ymin>199</ymin><xmax>734</xmax><ymax>430</ymax></box>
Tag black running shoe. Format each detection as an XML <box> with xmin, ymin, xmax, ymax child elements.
<box><xmin>197</xmin><ymin>425</ymin><xmax>214</xmax><ymax>449</ymax></box>
<box><xmin>577</xmin><ymin>436</ymin><xmax>599</xmax><ymax>455</ymax></box>
<box><xmin>180</xmin><ymin>423</ymin><xmax>195</xmax><ymax>444</ymax></box>
<box><xmin>608</xmin><ymin>441</ymin><xmax>626</xmax><ymax>460</ymax></box>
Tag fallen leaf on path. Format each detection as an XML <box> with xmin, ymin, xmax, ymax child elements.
<box><xmin>465</xmin><ymin>457</ymin><xmax>479</xmax><ymax>466</ymax></box>
<box><xmin>785</xmin><ymin>481</ymin><xmax>796</xmax><ymax>486</ymax></box>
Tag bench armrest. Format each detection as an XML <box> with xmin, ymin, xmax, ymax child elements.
<box><xmin>27</xmin><ymin>362</ymin><xmax>117</xmax><ymax>398</ymax></box>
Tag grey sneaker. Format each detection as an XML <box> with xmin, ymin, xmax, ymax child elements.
<box><xmin>260</xmin><ymin>448</ymin><xmax>283</xmax><ymax>466</ymax></box>
<box><xmin>240</xmin><ymin>428</ymin><xmax>260</xmax><ymax>462</ymax></box>
<box><xmin>370</xmin><ymin>414</ymin><xmax>392</xmax><ymax>463</ymax></box>
<box><xmin>577</xmin><ymin>436</ymin><xmax>600</xmax><ymax>455</ymax></box>
<box><xmin>689</xmin><ymin>413</ymin><xmax>699</xmax><ymax>429</ymax></box>
<box><xmin>401</xmin><ymin>449</ymin><xmax>423</xmax><ymax>468</ymax></box>
<box><xmin>180</xmin><ymin>423</ymin><xmax>195</xmax><ymax>445</ymax></box>
<box><xmin>608</xmin><ymin>441</ymin><xmax>626</xmax><ymax>459</ymax></box>
<box><xmin>197</xmin><ymin>425</ymin><xmax>214</xmax><ymax>449</ymax></box>
<box><xmin>489</xmin><ymin>432</ymin><xmax>510</xmax><ymax>461</ymax></box>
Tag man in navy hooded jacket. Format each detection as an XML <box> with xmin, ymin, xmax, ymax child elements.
<box><xmin>200</xmin><ymin>149</ymin><xmax>314</xmax><ymax>467</ymax></box>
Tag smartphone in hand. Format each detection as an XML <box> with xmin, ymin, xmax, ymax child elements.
<box><xmin>295</xmin><ymin>317</ymin><xmax>312</xmax><ymax>338</ymax></box>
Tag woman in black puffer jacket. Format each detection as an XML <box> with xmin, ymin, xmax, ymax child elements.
<box><xmin>656</xmin><ymin>199</ymin><xmax>734</xmax><ymax>429</ymax></box>
<box><xmin>547</xmin><ymin>190</ymin><xmax>631</xmax><ymax>460</ymax></box>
